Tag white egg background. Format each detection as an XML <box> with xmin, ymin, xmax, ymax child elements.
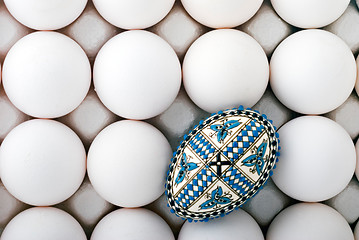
<box><xmin>1</xmin><ymin>0</ymin><xmax>359</xmax><ymax>239</ymax></box>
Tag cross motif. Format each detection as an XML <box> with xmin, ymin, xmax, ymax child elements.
<box><xmin>209</xmin><ymin>153</ymin><xmax>232</xmax><ymax>176</ymax></box>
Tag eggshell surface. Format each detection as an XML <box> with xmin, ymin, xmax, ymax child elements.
<box><xmin>2</xmin><ymin>31</ymin><xmax>91</xmax><ymax>118</ymax></box>
<box><xmin>91</xmin><ymin>208</ymin><xmax>174</xmax><ymax>240</ymax></box>
<box><xmin>267</xmin><ymin>203</ymin><xmax>354</xmax><ymax>240</ymax></box>
<box><xmin>270</xmin><ymin>0</ymin><xmax>350</xmax><ymax>28</ymax></box>
<box><xmin>94</xmin><ymin>30</ymin><xmax>181</xmax><ymax>120</ymax></box>
<box><xmin>87</xmin><ymin>120</ymin><xmax>172</xmax><ymax>207</ymax></box>
<box><xmin>272</xmin><ymin>116</ymin><xmax>356</xmax><ymax>202</ymax></box>
<box><xmin>3</xmin><ymin>0</ymin><xmax>87</xmax><ymax>30</ymax></box>
<box><xmin>181</xmin><ymin>0</ymin><xmax>263</xmax><ymax>29</ymax></box>
<box><xmin>178</xmin><ymin>208</ymin><xmax>264</xmax><ymax>240</ymax></box>
<box><xmin>92</xmin><ymin>0</ymin><xmax>175</xmax><ymax>29</ymax></box>
<box><xmin>1</xmin><ymin>207</ymin><xmax>87</xmax><ymax>240</ymax></box>
<box><xmin>183</xmin><ymin>29</ymin><xmax>269</xmax><ymax>113</ymax></box>
<box><xmin>0</xmin><ymin>119</ymin><xmax>86</xmax><ymax>206</ymax></box>
<box><xmin>270</xmin><ymin>29</ymin><xmax>356</xmax><ymax>114</ymax></box>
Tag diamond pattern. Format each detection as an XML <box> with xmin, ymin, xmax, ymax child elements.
<box><xmin>222</xmin><ymin>166</ymin><xmax>254</xmax><ymax>195</ymax></box>
<box><xmin>222</xmin><ymin>120</ymin><xmax>264</xmax><ymax>160</ymax></box>
<box><xmin>175</xmin><ymin>168</ymin><xmax>217</xmax><ymax>208</ymax></box>
<box><xmin>189</xmin><ymin>133</ymin><xmax>216</xmax><ymax>160</ymax></box>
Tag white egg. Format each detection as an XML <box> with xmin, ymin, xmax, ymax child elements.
<box><xmin>355</xmin><ymin>139</ymin><xmax>359</xmax><ymax>180</ymax></box>
<box><xmin>0</xmin><ymin>119</ymin><xmax>86</xmax><ymax>206</ymax></box>
<box><xmin>183</xmin><ymin>29</ymin><xmax>269</xmax><ymax>113</ymax></box>
<box><xmin>3</xmin><ymin>0</ymin><xmax>87</xmax><ymax>30</ymax></box>
<box><xmin>355</xmin><ymin>55</ymin><xmax>359</xmax><ymax>97</ymax></box>
<box><xmin>266</xmin><ymin>203</ymin><xmax>354</xmax><ymax>240</ymax></box>
<box><xmin>181</xmin><ymin>0</ymin><xmax>263</xmax><ymax>29</ymax></box>
<box><xmin>1</xmin><ymin>207</ymin><xmax>87</xmax><ymax>240</ymax></box>
<box><xmin>272</xmin><ymin>116</ymin><xmax>355</xmax><ymax>202</ymax></box>
<box><xmin>94</xmin><ymin>30</ymin><xmax>181</xmax><ymax>120</ymax></box>
<box><xmin>91</xmin><ymin>208</ymin><xmax>174</xmax><ymax>240</ymax></box>
<box><xmin>270</xmin><ymin>29</ymin><xmax>356</xmax><ymax>115</ymax></box>
<box><xmin>178</xmin><ymin>208</ymin><xmax>264</xmax><ymax>240</ymax></box>
<box><xmin>354</xmin><ymin>220</ymin><xmax>359</xmax><ymax>240</ymax></box>
<box><xmin>87</xmin><ymin>120</ymin><xmax>172</xmax><ymax>207</ymax></box>
<box><xmin>2</xmin><ymin>31</ymin><xmax>91</xmax><ymax>119</ymax></box>
<box><xmin>92</xmin><ymin>0</ymin><xmax>175</xmax><ymax>29</ymax></box>
<box><xmin>270</xmin><ymin>0</ymin><xmax>350</xmax><ymax>28</ymax></box>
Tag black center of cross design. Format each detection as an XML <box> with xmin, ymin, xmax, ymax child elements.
<box><xmin>209</xmin><ymin>152</ymin><xmax>232</xmax><ymax>176</ymax></box>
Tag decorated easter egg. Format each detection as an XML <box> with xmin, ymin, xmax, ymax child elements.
<box><xmin>165</xmin><ymin>106</ymin><xmax>279</xmax><ymax>222</ymax></box>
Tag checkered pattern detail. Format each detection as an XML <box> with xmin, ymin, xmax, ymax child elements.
<box><xmin>175</xmin><ymin>168</ymin><xmax>217</xmax><ymax>208</ymax></box>
<box><xmin>189</xmin><ymin>133</ymin><xmax>216</xmax><ymax>160</ymax></box>
<box><xmin>222</xmin><ymin>166</ymin><xmax>254</xmax><ymax>195</ymax></box>
<box><xmin>222</xmin><ymin>120</ymin><xmax>264</xmax><ymax>160</ymax></box>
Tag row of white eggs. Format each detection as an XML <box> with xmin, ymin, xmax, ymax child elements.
<box><xmin>1</xmin><ymin>27</ymin><xmax>358</xmax><ymax>119</ymax></box>
<box><xmin>0</xmin><ymin>0</ymin><xmax>354</xmax><ymax>30</ymax></box>
<box><xmin>1</xmin><ymin>202</ymin><xmax>359</xmax><ymax>239</ymax></box>
<box><xmin>1</xmin><ymin>113</ymin><xmax>358</xmax><ymax>212</ymax></box>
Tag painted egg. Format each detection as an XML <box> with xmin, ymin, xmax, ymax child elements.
<box><xmin>165</xmin><ymin>106</ymin><xmax>280</xmax><ymax>222</ymax></box>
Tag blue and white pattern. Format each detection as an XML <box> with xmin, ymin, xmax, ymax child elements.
<box><xmin>175</xmin><ymin>168</ymin><xmax>217</xmax><ymax>208</ymax></box>
<box><xmin>242</xmin><ymin>142</ymin><xmax>267</xmax><ymax>175</ymax></box>
<box><xmin>166</xmin><ymin>107</ymin><xmax>280</xmax><ymax>222</ymax></box>
<box><xmin>199</xmin><ymin>186</ymin><xmax>232</xmax><ymax>210</ymax></box>
<box><xmin>210</xmin><ymin>120</ymin><xmax>240</xmax><ymax>143</ymax></box>
<box><xmin>222</xmin><ymin>166</ymin><xmax>254</xmax><ymax>194</ymax></box>
<box><xmin>175</xmin><ymin>153</ymin><xmax>199</xmax><ymax>185</ymax></box>
<box><xmin>189</xmin><ymin>133</ymin><xmax>216</xmax><ymax>160</ymax></box>
<box><xmin>222</xmin><ymin>120</ymin><xmax>265</xmax><ymax>160</ymax></box>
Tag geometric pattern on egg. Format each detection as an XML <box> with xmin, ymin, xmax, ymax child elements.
<box><xmin>166</xmin><ymin>107</ymin><xmax>279</xmax><ymax>222</ymax></box>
